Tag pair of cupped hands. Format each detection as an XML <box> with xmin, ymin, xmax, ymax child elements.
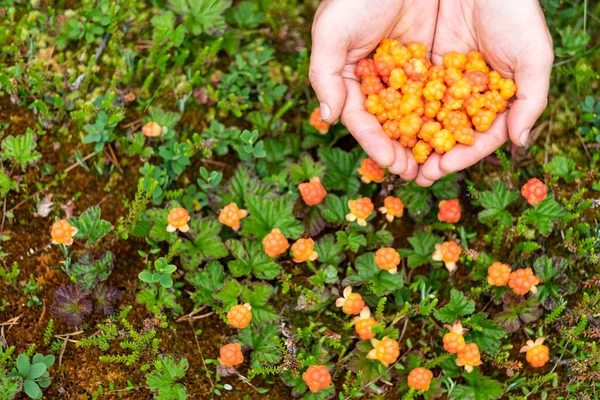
<box><xmin>309</xmin><ymin>0</ymin><xmax>554</xmax><ymax>186</ymax></box>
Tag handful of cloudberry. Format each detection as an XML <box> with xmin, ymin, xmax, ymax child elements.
<box><xmin>520</xmin><ymin>337</ymin><xmax>549</xmax><ymax>368</ymax></box>
<box><xmin>357</xmin><ymin>40</ymin><xmax>517</xmax><ymax>164</ymax></box>
<box><xmin>367</xmin><ymin>336</ymin><xmax>400</xmax><ymax>366</ymax></box>
<box><xmin>227</xmin><ymin>303</ymin><xmax>252</xmax><ymax>329</ymax></box>
<box><xmin>302</xmin><ymin>365</ymin><xmax>332</xmax><ymax>393</ymax></box>
<box><xmin>407</xmin><ymin>367</ymin><xmax>433</xmax><ymax>391</ymax></box>
<box><xmin>219</xmin><ymin>343</ymin><xmax>244</xmax><ymax>367</ymax></box>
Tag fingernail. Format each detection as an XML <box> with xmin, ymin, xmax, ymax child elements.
<box><xmin>519</xmin><ymin>129</ymin><xmax>530</xmax><ymax>146</ymax></box>
<box><xmin>320</xmin><ymin>103</ymin><xmax>331</xmax><ymax>121</ymax></box>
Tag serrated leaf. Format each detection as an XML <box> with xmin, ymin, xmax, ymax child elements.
<box><xmin>1</xmin><ymin>131</ymin><xmax>41</xmax><ymax>170</ymax></box>
<box><xmin>238</xmin><ymin>324</ymin><xmax>282</xmax><ymax>368</ymax></box>
<box><xmin>318</xmin><ymin>148</ymin><xmax>361</xmax><ymax>194</ymax></box>
<box><xmin>544</xmin><ymin>155</ymin><xmax>584</xmax><ymax>182</ymax></box>
<box><xmin>186</xmin><ymin>261</ymin><xmax>225</xmax><ymax>305</ymax></box>
<box><xmin>288</xmin><ymin>154</ymin><xmax>325</xmax><ymax>184</ymax></box>
<box><xmin>70</xmin><ymin>251</ymin><xmax>114</xmax><ymax>292</ymax></box>
<box><xmin>241</xmin><ymin>194</ymin><xmax>303</xmax><ymax>239</ymax></box>
<box><xmin>241</xmin><ymin>283</ymin><xmax>277</xmax><ymax>325</ymax></box>
<box><xmin>319</xmin><ymin>194</ymin><xmax>348</xmax><ymax>224</ymax></box>
<box><xmin>220</xmin><ymin>164</ymin><xmax>274</xmax><ymax>207</ymax></box>
<box><xmin>226</xmin><ymin>239</ymin><xmax>281</xmax><ymax>280</ymax></box>
<box><xmin>69</xmin><ymin>206</ymin><xmax>112</xmax><ymax>244</ymax></box>
<box><xmin>464</xmin><ymin>313</ymin><xmax>505</xmax><ymax>355</ymax></box>
<box><xmin>450</xmin><ymin>368</ymin><xmax>503</xmax><ymax>400</ymax></box>
<box><xmin>146</xmin><ymin>355</ymin><xmax>188</xmax><ymax>400</ymax></box>
<box><xmin>434</xmin><ymin>289</ymin><xmax>475</xmax><ymax>323</ymax></box>
<box><xmin>336</xmin><ymin>231</ymin><xmax>366</xmax><ymax>252</ymax></box>
<box><xmin>521</xmin><ymin>195</ymin><xmax>567</xmax><ymax>235</ymax></box>
<box><xmin>214</xmin><ymin>279</ymin><xmax>242</xmax><ymax>309</ymax></box>
<box><xmin>314</xmin><ymin>234</ymin><xmax>344</xmax><ymax>267</ymax></box>
<box><xmin>494</xmin><ymin>293</ymin><xmax>543</xmax><ymax>333</ymax></box>
<box><xmin>477</xmin><ymin>182</ymin><xmax>519</xmax><ymax>227</ymax></box>
<box><xmin>398</xmin><ymin>231</ymin><xmax>440</xmax><ymax>268</ymax></box>
<box><xmin>342</xmin><ymin>252</ymin><xmax>403</xmax><ymax>296</ymax></box>
<box><xmin>180</xmin><ymin>217</ymin><xmax>227</xmax><ymax>270</ymax></box>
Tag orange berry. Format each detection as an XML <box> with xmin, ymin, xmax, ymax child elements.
<box><xmin>379</xmin><ymin>87</ymin><xmax>403</xmax><ymax>111</ymax></box>
<box><xmin>412</xmin><ymin>140</ymin><xmax>433</xmax><ymax>164</ymax></box>
<box><xmin>402</xmin><ymin>79</ymin><xmax>425</xmax><ymax>97</ymax></box>
<box><xmin>375</xmin><ymin>247</ymin><xmax>401</xmax><ymax>274</ymax></box>
<box><xmin>443</xmin><ymin>321</ymin><xmax>468</xmax><ymax>354</ymax></box>
<box><xmin>378</xmin><ymin>196</ymin><xmax>404</xmax><ymax>222</ymax></box>
<box><xmin>374</xmin><ymin>52</ymin><xmax>395</xmax><ymax>77</ymax></box>
<box><xmin>484</xmin><ymin>90</ymin><xmax>508</xmax><ymax>113</ymax></box>
<box><xmin>390</xmin><ymin>44</ymin><xmax>412</xmax><ymax>68</ymax></box>
<box><xmin>418</xmin><ymin>121</ymin><xmax>441</xmax><ymax>142</ymax></box>
<box><xmin>464</xmin><ymin>70</ymin><xmax>489</xmax><ymax>93</ymax></box>
<box><xmin>487</xmin><ymin>262</ymin><xmax>512</xmax><ymax>286</ymax></box>
<box><xmin>403</xmin><ymin>58</ymin><xmax>429</xmax><ymax>81</ymax></box>
<box><xmin>443</xmin><ymin>52</ymin><xmax>467</xmax><ymax>70</ymax></box>
<box><xmin>302</xmin><ymin>365</ymin><xmax>332</xmax><ymax>393</ymax></box>
<box><xmin>442</xmin><ymin>90</ymin><xmax>464</xmax><ymax>110</ymax></box>
<box><xmin>389</xmin><ymin>68</ymin><xmax>408</xmax><ymax>89</ymax></box>
<box><xmin>423</xmin><ymin>79</ymin><xmax>446</xmax><ymax>101</ymax></box>
<box><xmin>336</xmin><ymin>286</ymin><xmax>365</xmax><ymax>315</ymax></box>
<box><xmin>376</xmin><ymin>38</ymin><xmax>399</xmax><ymax>55</ymax></box>
<box><xmin>365</xmin><ymin>94</ymin><xmax>385</xmax><ymax>115</ymax></box>
<box><xmin>262</xmin><ymin>228</ymin><xmax>290</xmax><ymax>257</ymax></box>
<box><xmin>407</xmin><ymin>42</ymin><xmax>428</xmax><ymax>59</ymax></box>
<box><xmin>291</xmin><ymin>238</ymin><xmax>318</xmax><ymax>263</ymax></box>
<box><xmin>399</xmin><ymin>133</ymin><xmax>418</xmax><ymax>148</ymax></box>
<box><xmin>357</xmin><ymin>158</ymin><xmax>385</xmax><ymax>184</ymax></box>
<box><xmin>464</xmin><ymin>93</ymin><xmax>486</xmax><ymax>116</ymax></box>
<box><xmin>444</xmin><ymin>67</ymin><xmax>463</xmax><ymax>86</ymax></box>
<box><xmin>508</xmin><ymin>268</ymin><xmax>540</xmax><ymax>295</ymax></box>
<box><xmin>167</xmin><ymin>207</ymin><xmax>190</xmax><ymax>233</ymax></box>
<box><xmin>299</xmin><ymin>177</ymin><xmax>327</xmax><ymax>206</ymax></box>
<box><xmin>456</xmin><ymin>343</ymin><xmax>482</xmax><ymax>372</ymax></box>
<box><xmin>346</xmin><ymin>198</ymin><xmax>374</xmax><ymax>227</ymax></box>
<box><xmin>436</xmin><ymin>106</ymin><xmax>450</xmax><ymax>122</ymax></box>
<box><xmin>227</xmin><ymin>303</ymin><xmax>252</xmax><ymax>329</ymax></box>
<box><xmin>430</xmin><ymin>129</ymin><xmax>455</xmax><ymax>154</ymax></box>
<box><xmin>467</xmin><ymin>50</ymin><xmax>485</xmax><ymax>62</ymax></box>
<box><xmin>424</xmin><ymin>100</ymin><xmax>441</xmax><ymax>119</ymax></box>
<box><xmin>521</xmin><ymin>178</ymin><xmax>547</xmax><ymax>205</ymax></box>
<box><xmin>488</xmin><ymin>71</ymin><xmax>502</xmax><ymax>91</ymax></box>
<box><xmin>465</xmin><ymin>58</ymin><xmax>490</xmax><ymax>73</ymax></box>
<box><xmin>361</xmin><ymin>76</ymin><xmax>385</xmax><ymax>95</ymax></box>
<box><xmin>432</xmin><ymin>241</ymin><xmax>461</xmax><ymax>272</ymax></box>
<box><xmin>448</xmin><ymin>78</ymin><xmax>472</xmax><ymax>100</ymax></box>
<box><xmin>142</xmin><ymin>122</ymin><xmax>163</xmax><ymax>137</ymax></box>
<box><xmin>429</xmin><ymin>65</ymin><xmax>446</xmax><ymax>81</ymax></box>
<box><xmin>453</xmin><ymin>126</ymin><xmax>475</xmax><ymax>145</ymax></box>
<box><xmin>498</xmin><ymin>78</ymin><xmax>517</xmax><ymax>99</ymax></box>
<box><xmin>353</xmin><ymin>307</ymin><xmax>377</xmax><ymax>340</ymax></box>
<box><xmin>438</xmin><ymin>199</ymin><xmax>461</xmax><ymax>223</ymax></box>
<box><xmin>520</xmin><ymin>338</ymin><xmax>549</xmax><ymax>368</ymax></box>
<box><xmin>383</xmin><ymin>119</ymin><xmax>401</xmax><ymax>140</ymax></box>
<box><xmin>472</xmin><ymin>109</ymin><xmax>496</xmax><ymax>132</ymax></box>
<box><xmin>310</xmin><ymin>107</ymin><xmax>330</xmax><ymax>134</ymax></box>
<box><xmin>219</xmin><ymin>343</ymin><xmax>244</xmax><ymax>367</ymax></box>
<box><xmin>442</xmin><ymin>111</ymin><xmax>469</xmax><ymax>133</ymax></box>
<box><xmin>407</xmin><ymin>367</ymin><xmax>433</xmax><ymax>391</ymax></box>
<box><xmin>218</xmin><ymin>203</ymin><xmax>248</xmax><ymax>231</ymax></box>
<box><xmin>51</xmin><ymin>219</ymin><xmax>77</xmax><ymax>246</ymax></box>
<box><xmin>367</xmin><ymin>337</ymin><xmax>400</xmax><ymax>366</ymax></box>
<box><xmin>355</xmin><ymin>59</ymin><xmax>378</xmax><ymax>79</ymax></box>
<box><xmin>398</xmin><ymin>112</ymin><xmax>423</xmax><ymax>137</ymax></box>
<box><xmin>400</xmin><ymin>94</ymin><xmax>423</xmax><ymax>115</ymax></box>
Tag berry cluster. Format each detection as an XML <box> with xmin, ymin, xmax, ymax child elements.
<box><xmin>353</xmin><ymin>307</ymin><xmax>377</xmax><ymax>340</ymax></box>
<box><xmin>291</xmin><ymin>238</ymin><xmax>318</xmax><ymax>263</ymax></box>
<box><xmin>263</xmin><ymin>228</ymin><xmax>290</xmax><ymax>257</ymax></box>
<box><xmin>432</xmin><ymin>241</ymin><xmax>462</xmax><ymax>272</ymax></box>
<box><xmin>346</xmin><ymin>197</ymin><xmax>375</xmax><ymax>227</ymax></box>
<box><xmin>438</xmin><ymin>199</ymin><xmax>461</xmax><ymax>223</ymax></box>
<box><xmin>219</xmin><ymin>343</ymin><xmax>244</xmax><ymax>367</ymax></box>
<box><xmin>51</xmin><ymin>219</ymin><xmax>78</xmax><ymax>246</ymax></box>
<box><xmin>520</xmin><ymin>337</ymin><xmax>550</xmax><ymax>368</ymax></box>
<box><xmin>356</xmin><ymin>40</ymin><xmax>517</xmax><ymax>163</ymax></box>
<box><xmin>508</xmin><ymin>267</ymin><xmax>540</xmax><ymax>295</ymax></box>
<box><xmin>357</xmin><ymin>158</ymin><xmax>385</xmax><ymax>184</ymax></box>
<box><xmin>374</xmin><ymin>247</ymin><xmax>401</xmax><ymax>274</ymax></box>
<box><xmin>378</xmin><ymin>195</ymin><xmax>404</xmax><ymax>222</ymax></box>
<box><xmin>298</xmin><ymin>177</ymin><xmax>327</xmax><ymax>206</ymax></box>
<box><xmin>407</xmin><ymin>367</ymin><xmax>433</xmax><ymax>391</ymax></box>
<box><xmin>521</xmin><ymin>178</ymin><xmax>548</xmax><ymax>205</ymax></box>
<box><xmin>218</xmin><ymin>202</ymin><xmax>248</xmax><ymax>231</ymax></box>
<box><xmin>302</xmin><ymin>365</ymin><xmax>332</xmax><ymax>393</ymax></box>
<box><xmin>227</xmin><ymin>303</ymin><xmax>252</xmax><ymax>329</ymax></box>
<box><xmin>142</xmin><ymin>121</ymin><xmax>164</xmax><ymax>137</ymax></box>
<box><xmin>167</xmin><ymin>207</ymin><xmax>190</xmax><ymax>233</ymax></box>
<box><xmin>367</xmin><ymin>336</ymin><xmax>400</xmax><ymax>366</ymax></box>
<box><xmin>335</xmin><ymin>286</ymin><xmax>365</xmax><ymax>315</ymax></box>
<box><xmin>443</xmin><ymin>321</ymin><xmax>481</xmax><ymax>372</ymax></box>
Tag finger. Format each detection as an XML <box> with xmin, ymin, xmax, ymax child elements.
<box><xmin>419</xmin><ymin>152</ymin><xmax>446</xmax><ymax>182</ymax></box>
<box><xmin>400</xmin><ymin>148</ymin><xmax>419</xmax><ymax>181</ymax></box>
<box><xmin>415</xmin><ymin>174</ymin><xmax>435</xmax><ymax>187</ymax></box>
<box><xmin>388</xmin><ymin>141</ymin><xmax>408</xmax><ymax>175</ymax></box>
<box><xmin>439</xmin><ymin>113</ymin><xmax>509</xmax><ymax>173</ymax></box>
<box><xmin>309</xmin><ymin>21</ymin><xmax>349</xmax><ymax>124</ymax></box>
<box><xmin>341</xmin><ymin>79</ymin><xmax>396</xmax><ymax>167</ymax></box>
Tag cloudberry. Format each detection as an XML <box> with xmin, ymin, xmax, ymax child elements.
<box><xmin>418</xmin><ymin>121</ymin><xmax>441</xmax><ymax>142</ymax></box>
<box><xmin>336</xmin><ymin>286</ymin><xmax>365</xmax><ymax>315</ymax></box>
<box><xmin>367</xmin><ymin>337</ymin><xmax>400</xmax><ymax>366</ymax></box>
<box><xmin>412</xmin><ymin>140</ymin><xmax>433</xmax><ymax>164</ymax></box>
<box><xmin>379</xmin><ymin>87</ymin><xmax>402</xmax><ymax>111</ymax></box>
<box><xmin>263</xmin><ymin>228</ymin><xmax>290</xmax><ymax>257</ymax></box>
<box><xmin>361</xmin><ymin>76</ymin><xmax>385</xmax><ymax>95</ymax></box>
<box><xmin>407</xmin><ymin>367</ymin><xmax>433</xmax><ymax>391</ymax></box>
<box><xmin>432</xmin><ymin>241</ymin><xmax>461</xmax><ymax>272</ymax></box>
<box><xmin>423</xmin><ymin>80</ymin><xmax>446</xmax><ymax>101</ymax></box>
<box><xmin>487</xmin><ymin>262</ymin><xmax>512</xmax><ymax>286</ymax></box>
<box><xmin>375</xmin><ymin>247</ymin><xmax>401</xmax><ymax>274</ymax></box>
<box><xmin>465</xmin><ymin>58</ymin><xmax>490</xmax><ymax>73</ymax></box>
<box><xmin>472</xmin><ymin>109</ymin><xmax>496</xmax><ymax>132</ymax></box>
<box><xmin>403</xmin><ymin>58</ymin><xmax>429</xmax><ymax>81</ymax></box>
<box><xmin>346</xmin><ymin>198</ymin><xmax>374</xmax><ymax>227</ymax></box>
<box><xmin>443</xmin><ymin>321</ymin><xmax>468</xmax><ymax>354</ymax></box>
<box><xmin>498</xmin><ymin>78</ymin><xmax>517</xmax><ymax>99</ymax></box>
<box><xmin>378</xmin><ymin>196</ymin><xmax>404</xmax><ymax>222</ymax></box>
<box><xmin>390</xmin><ymin>44</ymin><xmax>412</xmax><ymax>67</ymax></box>
<box><xmin>309</xmin><ymin>107</ymin><xmax>330</xmax><ymax>134</ymax></box>
<box><xmin>438</xmin><ymin>199</ymin><xmax>461</xmax><ymax>223</ymax></box>
<box><xmin>443</xmin><ymin>52</ymin><xmax>467</xmax><ymax>70</ymax></box>
<box><xmin>376</xmin><ymin>38</ymin><xmax>399</xmax><ymax>55</ymax></box>
<box><xmin>299</xmin><ymin>177</ymin><xmax>327</xmax><ymax>206</ymax></box>
<box><xmin>402</xmin><ymin>80</ymin><xmax>425</xmax><ymax>97</ymax></box>
<box><xmin>365</xmin><ymin>94</ymin><xmax>385</xmax><ymax>115</ymax></box>
<box><xmin>374</xmin><ymin>53</ymin><xmax>395</xmax><ymax>77</ymax></box>
<box><xmin>355</xmin><ymin>59</ymin><xmax>377</xmax><ymax>79</ymax></box>
<box><xmin>429</xmin><ymin>65</ymin><xmax>446</xmax><ymax>81</ymax></box>
<box><xmin>442</xmin><ymin>92</ymin><xmax>464</xmax><ymax>110</ymax></box>
<box><xmin>398</xmin><ymin>112</ymin><xmax>423</xmax><ymax>137</ymax></box>
<box><xmin>227</xmin><ymin>303</ymin><xmax>252</xmax><ymax>329</ymax></box>
<box><xmin>508</xmin><ymin>268</ymin><xmax>540</xmax><ymax>295</ymax></box>
<box><xmin>453</xmin><ymin>126</ymin><xmax>475</xmax><ymax>145</ymax></box>
<box><xmin>389</xmin><ymin>68</ymin><xmax>408</xmax><ymax>89</ymax></box>
<box><xmin>142</xmin><ymin>121</ymin><xmax>163</xmax><ymax>137</ymax></box>
<box><xmin>51</xmin><ymin>219</ymin><xmax>77</xmax><ymax>246</ymax></box>
<box><xmin>430</xmin><ymin>129</ymin><xmax>456</xmax><ymax>154</ymax></box>
<box><xmin>444</xmin><ymin>67</ymin><xmax>463</xmax><ymax>86</ymax></box>
<box><xmin>484</xmin><ymin>90</ymin><xmax>508</xmax><ymax>113</ymax></box>
<box><xmin>464</xmin><ymin>70</ymin><xmax>489</xmax><ymax>93</ymax></box>
<box><xmin>353</xmin><ymin>307</ymin><xmax>377</xmax><ymax>340</ymax></box>
<box><xmin>424</xmin><ymin>100</ymin><xmax>441</xmax><ymax>119</ymax></box>
<box><xmin>488</xmin><ymin>71</ymin><xmax>501</xmax><ymax>91</ymax></box>
<box><xmin>167</xmin><ymin>207</ymin><xmax>190</xmax><ymax>233</ymax></box>
<box><xmin>291</xmin><ymin>238</ymin><xmax>318</xmax><ymax>263</ymax></box>
<box><xmin>407</xmin><ymin>42</ymin><xmax>428</xmax><ymax>59</ymax></box>
<box><xmin>521</xmin><ymin>178</ymin><xmax>547</xmax><ymax>205</ymax></box>
<box><xmin>443</xmin><ymin>111</ymin><xmax>469</xmax><ymax>132</ymax></box>
<box><xmin>467</xmin><ymin>50</ymin><xmax>485</xmax><ymax>62</ymax></box>
<box><xmin>456</xmin><ymin>343</ymin><xmax>482</xmax><ymax>373</ymax></box>
<box><xmin>448</xmin><ymin>79</ymin><xmax>472</xmax><ymax>100</ymax></box>
<box><xmin>464</xmin><ymin>93</ymin><xmax>486</xmax><ymax>116</ymax></box>
<box><xmin>218</xmin><ymin>203</ymin><xmax>248</xmax><ymax>231</ymax></box>
<box><xmin>357</xmin><ymin>158</ymin><xmax>385</xmax><ymax>184</ymax></box>
<box><xmin>520</xmin><ymin>338</ymin><xmax>549</xmax><ymax>368</ymax></box>
<box><xmin>219</xmin><ymin>343</ymin><xmax>244</xmax><ymax>367</ymax></box>
<box><xmin>400</xmin><ymin>94</ymin><xmax>423</xmax><ymax>115</ymax></box>
<box><xmin>436</xmin><ymin>106</ymin><xmax>450</xmax><ymax>122</ymax></box>
<box><xmin>400</xmin><ymin>133</ymin><xmax>418</xmax><ymax>148</ymax></box>
<box><xmin>302</xmin><ymin>365</ymin><xmax>332</xmax><ymax>393</ymax></box>
<box><xmin>383</xmin><ymin>119</ymin><xmax>401</xmax><ymax>140</ymax></box>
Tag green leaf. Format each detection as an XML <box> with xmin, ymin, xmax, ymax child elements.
<box><xmin>180</xmin><ymin>217</ymin><xmax>227</xmax><ymax>270</ymax></box>
<box><xmin>226</xmin><ymin>239</ymin><xmax>281</xmax><ymax>279</ymax></box>
<box><xmin>397</xmin><ymin>174</ymin><xmax>458</xmax><ymax>219</ymax></box>
<box><xmin>70</xmin><ymin>251</ymin><xmax>114</xmax><ymax>292</ymax></box>
<box><xmin>238</xmin><ymin>324</ymin><xmax>282</xmax><ymax>368</ymax></box>
<box><xmin>318</xmin><ymin>148</ymin><xmax>361</xmax><ymax>194</ymax></box>
<box><xmin>477</xmin><ymin>182</ymin><xmax>519</xmax><ymax>226</ymax></box>
<box><xmin>146</xmin><ymin>355</ymin><xmax>188</xmax><ymax>400</ymax></box>
<box><xmin>319</xmin><ymin>194</ymin><xmax>348</xmax><ymax>224</ymax></box>
<box><xmin>23</xmin><ymin>380</ymin><xmax>42</xmax><ymax>399</ymax></box>
<box><xmin>241</xmin><ymin>194</ymin><xmax>303</xmax><ymax>239</ymax></box>
<box><xmin>288</xmin><ymin>154</ymin><xmax>325</xmax><ymax>184</ymax></box>
<box><xmin>220</xmin><ymin>164</ymin><xmax>274</xmax><ymax>208</ymax></box>
<box><xmin>0</xmin><ymin>168</ymin><xmax>17</xmax><ymax>197</ymax></box>
<box><xmin>544</xmin><ymin>155</ymin><xmax>584</xmax><ymax>182</ymax></box>
<box><xmin>186</xmin><ymin>261</ymin><xmax>225</xmax><ymax>305</ymax></box>
<box><xmin>398</xmin><ymin>231</ymin><xmax>440</xmax><ymax>268</ymax></box>
<box><xmin>241</xmin><ymin>283</ymin><xmax>277</xmax><ymax>325</ymax></box>
<box><xmin>69</xmin><ymin>206</ymin><xmax>112</xmax><ymax>244</ymax></box>
<box><xmin>494</xmin><ymin>293</ymin><xmax>543</xmax><ymax>333</ymax></box>
<box><xmin>169</xmin><ymin>0</ymin><xmax>232</xmax><ymax>36</ymax></box>
<box><xmin>521</xmin><ymin>195</ymin><xmax>567</xmax><ymax>235</ymax></box>
<box><xmin>16</xmin><ymin>354</ymin><xmax>30</xmax><ymax>376</ymax></box>
<box><xmin>450</xmin><ymin>368</ymin><xmax>503</xmax><ymax>400</ymax></box>
<box><xmin>1</xmin><ymin>131</ymin><xmax>41</xmax><ymax>170</ymax></box>
<box><xmin>342</xmin><ymin>252</ymin><xmax>403</xmax><ymax>296</ymax></box>
<box><xmin>27</xmin><ymin>364</ymin><xmax>47</xmax><ymax>380</ymax></box>
<box><xmin>214</xmin><ymin>279</ymin><xmax>242</xmax><ymax>310</ymax></box>
<box><xmin>336</xmin><ymin>231</ymin><xmax>366</xmax><ymax>252</ymax></box>
<box><xmin>464</xmin><ymin>313</ymin><xmax>505</xmax><ymax>355</ymax></box>
<box><xmin>434</xmin><ymin>289</ymin><xmax>475</xmax><ymax>324</ymax></box>
<box><xmin>314</xmin><ymin>234</ymin><xmax>344</xmax><ymax>267</ymax></box>
<box><xmin>366</xmin><ymin>230</ymin><xmax>394</xmax><ymax>250</ymax></box>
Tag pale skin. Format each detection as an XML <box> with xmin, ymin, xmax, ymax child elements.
<box><xmin>309</xmin><ymin>0</ymin><xmax>553</xmax><ymax>186</ymax></box>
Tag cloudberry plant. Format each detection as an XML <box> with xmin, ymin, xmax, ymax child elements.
<box><xmin>355</xmin><ymin>58</ymin><xmax>377</xmax><ymax>79</ymax></box>
<box><xmin>357</xmin><ymin>158</ymin><xmax>385</xmax><ymax>184</ymax></box>
<box><xmin>413</xmin><ymin>140</ymin><xmax>433</xmax><ymax>164</ymax></box>
<box><xmin>353</xmin><ymin>307</ymin><xmax>377</xmax><ymax>340</ymax></box>
<box><xmin>51</xmin><ymin>219</ymin><xmax>77</xmax><ymax>246</ymax></box>
<box><xmin>167</xmin><ymin>207</ymin><xmax>190</xmax><ymax>233</ymax></box>
<box><xmin>375</xmin><ymin>247</ymin><xmax>401</xmax><ymax>274</ymax></box>
<box><xmin>378</xmin><ymin>196</ymin><xmax>404</xmax><ymax>222</ymax></box>
<box><xmin>407</xmin><ymin>367</ymin><xmax>433</xmax><ymax>391</ymax></box>
<box><xmin>443</xmin><ymin>321</ymin><xmax>468</xmax><ymax>354</ymax></box>
<box><xmin>438</xmin><ymin>199</ymin><xmax>461</xmax><ymax>223</ymax></box>
<box><xmin>219</xmin><ymin>343</ymin><xmax>244</xmax><ymax>367</ymax></box>
<box><xmin>335</xmin><ymin>286</ymin><xmax>365</xmax><ymax>315</ymax></box>
<box><xmin>520</xmin><ymin>338</ymin><xmax>549</xmax><ymax>368</ymax></box>
<box><xmin>508</xmin><ymin>268</ymin><xmax>540</xmax><ymax>295</ymax></box>
<box><xmin>263</xmin><ymin>228</ymin><xmax>290</xmax><ymax>257</ymax></box>
<box><xmin>291</xmin><ymin>238</ymin><xmax>318</xmax><ymax>263</ymax></box>
<box><xmin>346</xmin><ymin>198</ymin><xmax>374</xmax><ymax>227</ymax></box>
<box><xmin>142</xmin><ymin>121</ymin><xmax>163</xmax><ymax>137</ymax></box>
<box><xmin>218</xmin><ymin>203</ymin><xmax>248</xmax><ymax>231</ymax></box>
<box><xmin>227</xmin><ymin>303</ymin><xmax>252</xmax><ymax>329</ymax></box>
<box><xmin>309</xmin><ymin>107</ymin><xmax>330</xmax><ymax>134</ymax></box>
<box><xmin>367</xmin><ymin>337</ymin><xmax>400</xmax><ymax>366</ymax></box>
<box><xmin>432</xmin><ymin>241</ymin><xmax>461</xmax><ymax>272</ymax></box>
<box><xmin>302</xmin><ymin>365</ymin><xmax>332</xmax><ymax>393</ymax></box>
<box><xmin>456</xmin><ymin>343</ymin><xmax>482</xmax><ymax>372</ymax></box>
<box><xmin>521</xmin><ymin>178</ymin><xmax>548</xmax><ymax>205</ymax></box>
<box><xmin>488</xmin><ymin>262</ymin><xmax>512</xmax><ymax>286</ymax></box>
<box><xmin>298</xmin><ymin>177</ymin><xmax>327</xmax><ymax>206</ymax></box>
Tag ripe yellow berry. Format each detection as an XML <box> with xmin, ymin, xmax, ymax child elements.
<box><xmin>302</xmin><ymin>365</ymin><xmax>332</xmax><ymax>393</ymax></box>
<box><xmin>219</xmin><ymin>343</ymin><xmax>244</xmax><ymax>367</ymax></box>
<box><xmin>357</xmin><ymin>158</ymin><xmax>385</xmax><ymax>184</ymax></box>
<box><xmin>291</xmin><ymin>238</ymin><xmax>318</xmax><ymax>263</ymax></box>
<box><xmin>375</xmin><ymin>247</ymin><xmax>401</xmax><ymax>274</ymax></box>
<box><xmin>51</xmin><ymin>219</ymin><xmax>77</xmax><ymax>246</ymax></box>
<box><xmin>336</xmin><ymin>286</ymin><xmax>366</xmax><ymax>315</ymax></box>
<box><xmin>167</xmin><ymin>207</ymin><xmax>190</xmax><ymax>233</ymax></box>
<box><xmin>508</xmin><ymin>268</ymin><xmax>540</xmax><ymax>295</ymax></box>
<box><xmin>378</xmin><ymin>196</ymin><xmax>404</xmax><ymax>222</ymax></box>
<box><xmin>407</xmin><ymin>367</ymin><xmax>433</xmax><ymax>391</ymax></box>
<box><xmin>142</xmin><ymin>122</ymin><xmax>163</xmax><ymax>137</ymax></box>
<box><xmin>346</xmin><ymin>198</ymin><xmax>374</xmax><ymax>227</ymax></box>
<box><xmin>432</xmin><ymin>241</ymin><xmax>461</xmax><ymax>272</ymax></box>
<box><xmin>487</xmin><ymin>262</ymin><xmax>512</xmax><ymax>286</ymax></box>
<box><xmin>412</xmin><ymin>140</ymin><xmax>433</xmax><ymax>164</ymax></box>
<box><xmin>367</xmin><ymin>337</ymin><xmax>400</xmax><ymax>366</ymax></box>
<box><xmin>298</xmin><ymin>177</ymin><xmax>327</xmax><ymax>206</ymax></box>
<box><xmin>227</xmin><ymin>303</ymin><xmax>252</xmax><ymax>329</ymax></box>
<box><xmin>456</xmin><ymin>343</ymin><xmax>482</xmax><ymax>372</ymax></box>
<box><xmin>218</xmin><ymin>203</ymin><xmax>248</xmax><ymax>231</ymax></box>
<box><xmin>520</xmin><ymin>338</ymin><xmax>549</xmax><ymax>368</ymax></box>
<box><xmin>353</xmin><ymin>307</ymin><xmax>377</xmax><ymax>340</ymax></box>
<box><xmin>262</xmin><ymin>228</ymin><xmax>290</xmax><ymax>257</ymax></box>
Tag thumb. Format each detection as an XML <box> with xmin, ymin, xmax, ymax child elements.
<box><xmin>309</xmin><ymin>24</ymin><xmax>348</xmax><ymax>124</ymax></box>
<box><xmin>506</xmin><ymin>56</ymin><xmax>552</xmax><ymax>147</ymax></box>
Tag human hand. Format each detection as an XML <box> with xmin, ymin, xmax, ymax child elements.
<box><xmin>309</xmin><ymin>0</ymin><xmax>438</xmax><ymax>179</ymax></box>
<box><xmin>415</xmin><ymin>0</ymin><xmax>553</xmax><ymax>186</ymax></box>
